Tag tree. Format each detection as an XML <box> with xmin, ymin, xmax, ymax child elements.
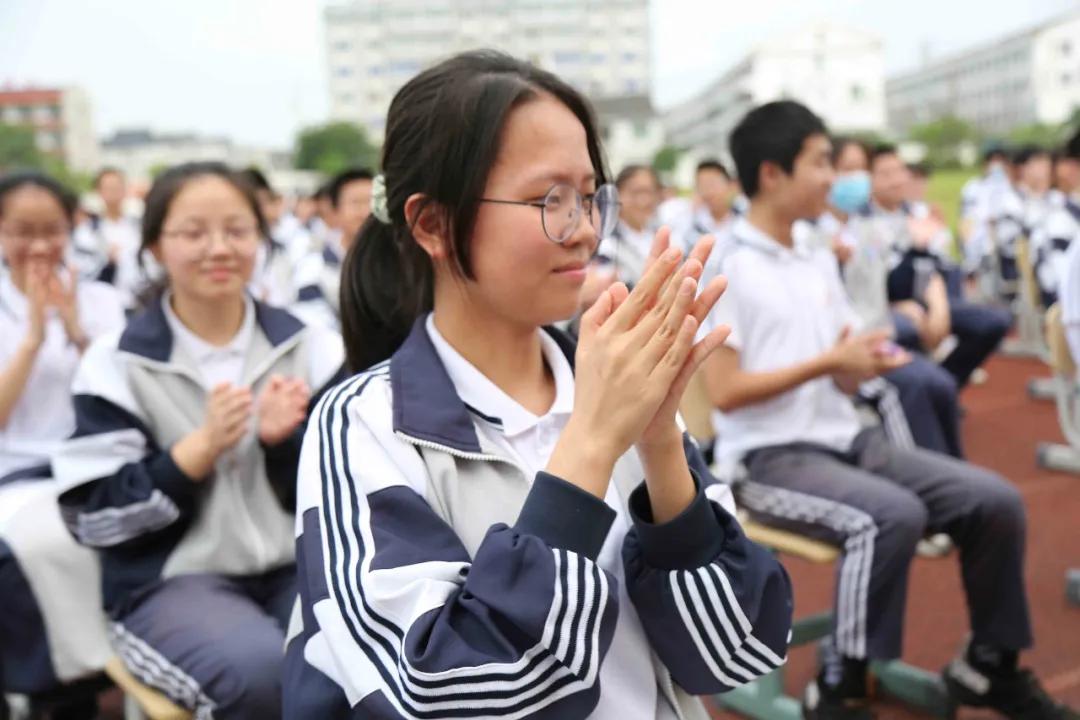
<box><xmin>1008</xmin><ymin>122</ymin><xmax>1066</xmax><ymax>147</ymax></box>
<box><xmin>908</xmin><ymin>116</ymin><xmax>980</xmax><ymax>169</ymax></box>
<box><xmin>0</xmin><ymin>123</ymin><xmax>44</xmax><ymax>171</ymax></box>
<box><xmin>294</xmin><ymin>122</ymin><xmax>379</xmax><ymax>176</ymax></box>
<box><xmin>652</xmin><ymin>145</ymin><xmax>682</xmax><ymax>174</ymax></box>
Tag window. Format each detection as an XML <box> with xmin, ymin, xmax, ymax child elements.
<box><xmin>633</xmin><ymin>121</ymin><xmax>648</xmax><ymax>138</ymax></box>
<box><xmin>851</xmin><ymin>84</ymin><xmax>865</xmax><ymax>102</ymax></box>
<box><xmin>1064</xmin><ymin>72</ymin><xmax>1072</xmax><ymax>86</ymax></box>
<box><xmin>333</xmin><ymin>40</ymin><xmax>351</xmax><ymax>52</ymax></box>
<box><xmin>338</xmin><ymin>93</ymin><xmax>354</xmax><ymax>105</ymax></box>
<box><xmin>334</xmin><ymin>66</ymin><xmax>352</xmax><ymax>78</ymax></box>
<box><xmin>1062</xmin><ymin>39</ymin><xmax>1072</xmax><ymax>56</ymax></box>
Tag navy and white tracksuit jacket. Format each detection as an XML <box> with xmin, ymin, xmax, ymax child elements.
<box><xmin>285</xmin><ymin>317</ymin><xmax>793</xmax><ymax>719</ymax></box>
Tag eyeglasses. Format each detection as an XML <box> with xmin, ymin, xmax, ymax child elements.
<box><xmin>0</xmin><ymin>224</ymin><xmax>69</xmax><ymax>245</ymax></box>
<box><xmin>161</xmin><ymin>225</ymin><xmax>260</xmax><ymax>252</ymax></box>
<box><xmin>479</xmin><ymin>183</ymin><xmax>620</xmax><ymax>244</ymax></box>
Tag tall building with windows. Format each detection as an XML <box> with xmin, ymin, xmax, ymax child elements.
<box><xmin>662</xmin><ymin>23</ymin><xmax>885</xmax><ymax>164</ymax></box>
<box><xmin>0</xmin><ymin>86</ymin><xmax>98</xmax><ymax>171</ymax></box>
<box><xmin>324</xmin><ymin>0</ymin><xmax>651</xmax><ymax>140</ymax></box>
<box><xmin>886</xmin><ymin>10</ymin><xmax>1080</xmax><ymax>136</ymax></box>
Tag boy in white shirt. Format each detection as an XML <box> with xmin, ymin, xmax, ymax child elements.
<box><xmin>700</xmin><ymin>100</ymin><xmax>1074</xmax><ymax>720</ymax></box>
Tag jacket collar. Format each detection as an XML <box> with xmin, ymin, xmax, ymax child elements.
<box><xmin>389</xmin><ymin>315</ymin><xmax>576</xmax><ymax>454</ymax></box>
<box><xmin>119</xmin><ymin>293</ymin><xmax>305</xmax><ymax>362</ymax></box>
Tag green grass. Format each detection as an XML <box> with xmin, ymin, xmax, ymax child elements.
<box><xmin>926</xmin><ymin>168</ymin><xmax>977</xmax><ymax>232</ymax></box>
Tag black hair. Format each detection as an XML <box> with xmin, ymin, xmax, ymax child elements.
<box><xmin>907</xmin><ymin>162</ymin><xmax>931</xmax><ymax>179</ymax></box>
<box><xmin>0</xmin><ymin>170</ymin><xmax>77</xmax><ymax>223</ymax></box>
<box><xmin>1063</xmin><ymin>129</ymin><xmax>1080</xmax><ymax>160</ymax></box>
<box><xmin>831</xmin><ymin>136</ymin><xmax>870</xmax><ymax>166</ymax></box>
<box><xmin>729</xmin><ymin>100</ymin><xmax>827</xmax><ymax>198</ymax></box>
<box><xmin>614</xmin><ymin>164</ymin><xmax>659</xmax><ymax>190</ymax></box>
<box><xmin>93</xmin><ymin>166</ymin><xmax>124</xmax><ymax>189</ymax></box>
<box><xmin>140</xmin><ymin>161</ymin><xmax>269</xmax><ymax>270</ymax></box>
<box><xmin>339</xmin><ymin>49</ymin><xmax>608</xmax><ymax>373</ymax></box>
<box><xmin>1014</xmin><ymin>144</ymin><xmax>1050</xmax><ymax>166</ymax></box>
<box><xmin>983</xmin><ymin>145</ymin><xmax>1010</xmax><ymax>165</ymax></box>
<box><xmin>240</xmin><ymin>167</ymin><xmax>274</xmax><ymax>195</ymax></box>
<box><xmin>328</xmin><ymin>168</ymin><xmax>374</xmax><ymax>208</ymax></box>
<box><xmin>695</xmin><ymin>159</ymin><xmax>731</xmax><ymax>180</ymax></box>
<box><xmin>868</xmin><ymin>143</ymin><xmax>901</xmax><ymax>169</ymax></box>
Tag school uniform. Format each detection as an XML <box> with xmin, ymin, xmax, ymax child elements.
<box><xmin>283</xmin><ymin>314</ymin><xmax>794</xmax><ymax>719</ymax></box>
<box><xmin>72</xmin><ymin>214</ymin><xmax>160</xmax><ymax>310</ymax></box>
<box><xmin>598</xmin><ymin>219</ymin><xmax>658</xmax><ymax>286</ymax></box>
<box><xmin>863</xmin><ymin>201</ymin><xmax>1011</xmax><ymax>387</ymax></box>
<box><xmin>0</xmin><ymin>274</ymin><xmax>124</xmax><ymax>694</ymax></box>
<box><xmin>249</xmin><ymin>238</ymin><xmax>296</xmax><ymax>307</ymax></box>
<box><xmin>290</xmin><ymin>238</ymin><xmax>345</xmax><ymax>331</ymax></box>
<box><xmin>702</xmin><ymin>216</ymin><xmax>1032</xmax><ymax>663</ymax></box>
<box><xmin>54</xmin><ymin>294</ymin><xmax>345</xmax><ymax>720</ymax></box>
<box><xmin>1030</xmin><ymin>196</ymin><xmax>1080</xmax><ymax>307</ymax></box>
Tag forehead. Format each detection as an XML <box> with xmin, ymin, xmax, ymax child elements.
<box><xmin>800</xmin><ymin>133</ymin><xmax>832</xmax><ymax>159</ymax></box>
<box><xmin>2</xmin><ymin>185</ymin><xmax>68</xmax><ymax>220</ymax></box>
<box><xmin>169</xmin><ymin>176</ymin><xmax>252</xmax><ymax>215</ymax></box>
<box><xmin>491</xmin><ymin>94</ymin><xmax>593</xmax><ymax>180</ymax></box>
<box><xmin>341</xmin><ymin>178</ymin><xmax>372</xmax><ymax>196</ymax></box>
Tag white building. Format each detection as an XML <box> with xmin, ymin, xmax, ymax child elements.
<box><xmin>0</xmin><ymin>86</ymin><xmax>98</xmax><ymax>172</ymax></box>
<box><xmin>663</xmin><ymin>22</ymin><xmax>886</xmax><ymax>163</ymax></box>
<box><xmin>324</xmin><ymin>0</ymin><xmax>651</xmax><ymax>140</ymax></box>
<box><xmin>887</xmin><ymin>10</ymin><xmax>1080</xmax><ymax>137</ymax></box>
<box><xmin>592</xmin><ymin>94</ymin><xmax>665</xmax><ymax>175</ymax></box>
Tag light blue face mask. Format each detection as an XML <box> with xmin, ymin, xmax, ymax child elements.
<box><xmin>829</xmin><ymin>171</ymin><xmax>871</xmax><ymax>214</ymax></box>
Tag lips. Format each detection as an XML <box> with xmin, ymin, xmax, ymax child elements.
<box><xmin>553</xmin><ymin>260</ymin><xmax>588</xmax><ymax>273</ymax></box>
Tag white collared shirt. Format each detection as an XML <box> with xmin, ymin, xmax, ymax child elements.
<box><xmin>700</xmin><ymin>216</ymin><xmax>863</xmax><ymax>465</ymax></box>
<box><xmin>599</xmin><ymin>219</ymin><xmax>657</xmax><ymax>286</ymax></box>
<box><xmin>162</xmin><ymin>293</ymin><xmax>256</xmax><ymax>390</ymax></box>
<box><xmin>425</xmin><ymin>316</ymin><xmax>659</xmax><ymax>720</ymax></box>
<box><xmin>0</xmin><ymin>272</ymin><xmax>125</xmax><ymax>479</ymax></box>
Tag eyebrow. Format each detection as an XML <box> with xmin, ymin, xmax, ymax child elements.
<box><xmin>521</xmin><ymin>170</ymin><xmax>598</xmax><ymax>187</ymax></box>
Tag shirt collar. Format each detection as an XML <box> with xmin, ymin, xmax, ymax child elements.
<box><xmin>424</xmin><ymin>315</ymin><xmax>574</xmax><ymax>437</ymax></box>
<box><xmin>162</xmin><ymin>291</ymin><xmax>255</xmax><ymax>365</ymax></box>
<box><xmin>731</xmin><ymin>215</ymin><xmax>813</xmax><ymax>259</ymax></box>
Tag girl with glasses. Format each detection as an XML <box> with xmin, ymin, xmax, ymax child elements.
<box><xmin>0</xmin><ymin>171</ymin><xmax>125</xmax><ymax>719</ymax></box>
<box><xmin>284</xmin><ymin>50</ymin><xmax>793</xmax><ymax>719</ymax></box>
<box><xmin>56</xmin><ymin>162</ymin><xmax>346</xmax><ymax>719</ymax></box>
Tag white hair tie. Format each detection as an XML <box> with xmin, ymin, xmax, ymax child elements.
<box><xmin>371</xmin><ymin>173</ymin><xmax>391</xmax><ymax>224</ymax></box>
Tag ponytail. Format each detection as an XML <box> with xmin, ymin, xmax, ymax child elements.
<box><xmin>339</xmin><ymin>216</ymin><xmax>432</xmax><ymax>372</ymax></box>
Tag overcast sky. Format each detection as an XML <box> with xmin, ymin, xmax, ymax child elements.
<box><xmin>1</xmin><ymin>0</ymin><xmax>1077</xmax><ymax>149</ymax></box>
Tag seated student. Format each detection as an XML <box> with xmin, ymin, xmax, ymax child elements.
<box><xmin>869</xmin><ymin>146</ymin><xmax>1011</xmax><ymax>387</ymax></box>
<box><xmin>72</xmin><ymin>167</ymin><xmax>156</xmax><ymax>310</ymax></box>
<box><xmin>1031</xmin><ymin>131</ymin><xmax>1080</xmax><ymax>308</ymax></box>
<box><xmin>0</xmin><ymin>172</ymin><xmax>125</xmax><ymax>719</ymax></box>
<box><xmin>283</xmin><ymin>50</ymin><xmax>793</xmax><ymax>720</ymax></box>
<box><xmin>291</xmin><ymin>168</ymin><xmax>373</xmax><ymax>330</ymax></box>
<box><xmin>683</xmin><ymin>160</ymin><xmax>737</xmax><ymax>250</ymax></box>
<box><xmin>797</xmin><ymin>138</ymin><xmax>964</xmax><ymax>458</ymax></box>
<box><xmin>240</xmin><ymin>168</ymin><xmax>302</xmax><ymax>306</ymax></box>
<box><xmin>962</xmin><ymin>146</ymin><xmax>1023</xmax><ymax>281</ymax></box>
<box><xmin>598</xmin><ymin>164</ymin><xmax>662</xmax><ymax>285</ymax></box>
<box><xmin>54</xmin><ymin>162</ymin><xmax>345</xmax><ymax>720</ymax></box>
<box><xmin>701</xmin><ymin>100</ymin><xmax>1076</xmax><ymax>720</ymax></box>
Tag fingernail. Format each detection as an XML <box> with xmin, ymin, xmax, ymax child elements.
<box><xmin>680</xmin><ymin>278</ymin><xmax>695</xmax><ymax>295</ymax></box>
<box><xmin>663</xmin><ymin>247</ymin><xmax>680</xmax><ymax>262</ymax></box>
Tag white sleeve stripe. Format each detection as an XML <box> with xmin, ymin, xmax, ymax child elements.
<box><xmin>707</xmin><ymin>562</ymin><xmax>787</xmax><ymax>667</ymax></box>
<box><xmin>670</xmin><ymin>571</ymin><xmax>753</xmax><ymax>687</ymax></box>
<box><xmin>65</xmin><ymin>489</ymin><xmax>180</xmax><ymax>547</ymax></box>
<box><xmin>316</xmin><ymin>372</ymin><xmax>609</xmax><ymax>716</ymax></box>
<box><xmin>694</xmin><ymin>566</ymin><xmax>775</xmax><ymax>678</ymax></box>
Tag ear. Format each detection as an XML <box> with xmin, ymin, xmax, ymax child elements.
<box><xmin>758</xmin><ymin>160</ymin><xmax>785</xmax><ymax>194</ymax></box>
<box><xmin>405</xmin><ymin>192</ymin><xmax>449</xmax><ymax>262</ymax></box>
